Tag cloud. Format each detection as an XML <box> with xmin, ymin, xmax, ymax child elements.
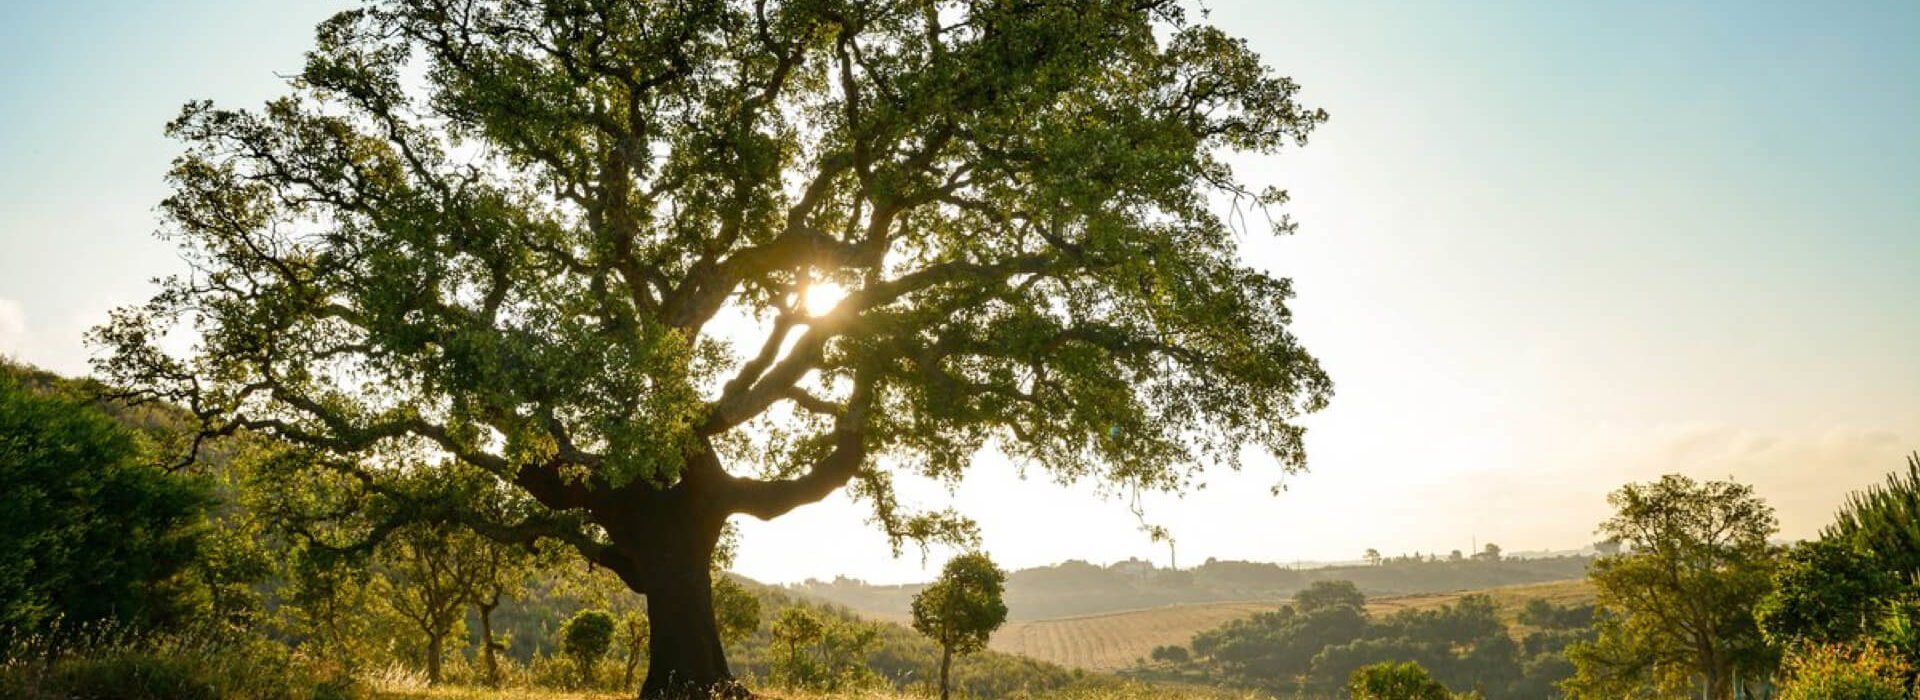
<box><xmin>0</xmin><ymin>298</ymin><xmax>27</xmax><ymax>360</ymax></box>
<box><xmin>1633</xmin><ymin>422</ymin><xmax>1911</xmax><ymax>540</ymax></box>
<box><xmin>0</xmin><ymin>297</ymin><xmax>108</xmax><ymax>376</ymax></box>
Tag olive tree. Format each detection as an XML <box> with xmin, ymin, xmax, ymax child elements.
<box><xmin>94</xmin><ymin>0</ymin><xmax>1330</xmax><ymax>695</ymax></box>
<box><xmin>911</xmin><ymin>552</ymin><xmax>1008</xmax><ymax>700</ymax></box>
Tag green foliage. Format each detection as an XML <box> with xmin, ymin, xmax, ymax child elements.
<box><xmin>1759</xmin><ymin>538</ymin><xmax>1898</xmax><ymax>647</ymax></box>
<box><xmin>0</xmin><ymin>369</ymin><xmax>215</xmax><ymax>656</ymax></box>
<box><xmin>766</xmin><ymin>605</ymin><xmax>880</xmax><ymax>692</ymax></box>
<box><xmin>560</xmin><ymin>609</ymin><xmax>614</xmax><ymax>686</ymax></box>
<box><xmin>1762</xmin><ymin>454</ymin><xmax>1920</xmax><ymax>674</ymax></box>
<box><xmin>912</xmin><ymin>552</ymin><xmax>1011</xmax><ymax>658</ymax></box>
<box><xmin>98</xmin><ymin>0</ymin><xmax>1334</xmax><ymax>685</ymax></box>
<box><xmin>1349</xmin><ymin>661</ymin><xmax>1454</xmax><ymax>700</ymax></box>
<box><xmin>1564</xmin><ymin>475</ymin><xmax>1778</xmax><ymax>700</ymax></box>
<box><xmin>913</xmin><ymin>552</ymin><xmax>1010</xmax><ymax>699</ymax></box>
<box><xmin>1776</xmin><ymin>644</ymin><xmax>1912</xmax><ymax>700</ymax></box>
<box><xmin>713</xmin><ymin>575</ymin><xmax>762</xmax><ymax>646</ymax></box>
<box><xmin>1150</xmin><ymin>645</ymin><xmax>1191</xmax><ymax>664</ymax></box>
<box><xmin>1181</xmin><ymin>582</ymin><xmax>1548</xmax><ymax>697</ymax></box>
<box><xmin>1293</xmin><ymin>580</ymin><xmax>1366</xmax><ymax>613</ymax></box>
<box><xmin>1828</xmin><ymin>454</ymin><xmax>1920</xmax><ymax>576</ymax></box>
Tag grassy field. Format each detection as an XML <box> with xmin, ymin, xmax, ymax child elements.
<box><xmin>986</xmin><ymin>578</ymin><xmax>1595</xmax><ymax>671</ymax></box>
<box><xmin>369</xmin><ymin>681</ymin><xmax>1265</xmax><ymax>700</ymax></box>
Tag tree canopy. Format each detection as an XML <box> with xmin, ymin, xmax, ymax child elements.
<box><xmin>911</xmin><ymin>552</ymin><xmax>1009</xmax><ymax>700</ymax></box>
<box><xmin>94</xmin><ymin>0</ymin><xmax>1330</xmax><ymax>695</ymax></box>
<box><xmin>1565</xmin><ymin>475</ymin><xmax>1778</xmax><ymax>700</ymax></box>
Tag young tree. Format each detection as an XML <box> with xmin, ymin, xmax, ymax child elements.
<box><xmin>468</xmin><ymin>537</ymin><xmax>544</xmax><ymax>688</ymax></box>
<box><xmin>1564</xmin><ymin>475</ymin><xmax>1779</xmax><ymax>700</ymax></box>
<box><xmin>380</xmin><ymin>522</ymin><xmax>492</xmax><ymax>684</ymax></box>
<box><xmin>94</xmin><ymin>0</ymin><xmax>1331</xmax><ymax>694</ymax></box>
<box><xmin>621</xmin><ymin>609</ymin><xmax>652</xmax><ymax>692</ymax></box>
<box><xmin>565</xmin><ymin>608</ymin><xmax>617</xmax><ymax>688</ymax></box>
<box><xmin>770</xmin><ymin>606</ymin><xmax>827</xmax><ymax>686</ymax></box>
<box><xmin>711</xmin><ymin>576</ymin><xmax>762</xmax><ymax>647</ymax></box>
<box><xmin>911</xmin><ymin>552</ymin><xmax>1010</xmax><ymax>700</ymax></box>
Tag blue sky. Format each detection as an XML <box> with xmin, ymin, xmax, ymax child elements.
<box><xmin>2</xmin><ymin>1</ymin><xmax>1915</xmax><ymax>583</ymax></box>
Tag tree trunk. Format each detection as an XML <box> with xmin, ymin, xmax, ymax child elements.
<box><xmin>480</xmin><ymin>598</ymin><xmax>501</xmax><ymax>688</ymax></box>
<box><xmin>626</xmin><ymin>643</ymin><xmax>641</xmax><ymax>691</ymax></box>
<box><xmin>939</xmin><ymin>645</ymin><xmax>953</xmax><ymax>700</ymax></box>
<box><xmin>602</xmin><ymin>503</ymin><xmax>746</xmax><ymax>700</ymax></box>
<box><xmin>641</xmin><ymin>563</ymin><xmax>742</xmax><ymax>698</ymax></box>
<box><xmin>426</xmin><ymin>632</ymin><xmax>444</xmax><ymax>685</ymax></box>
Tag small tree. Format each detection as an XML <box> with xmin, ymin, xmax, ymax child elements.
<box><xmin>771</xmin><ymin>606</ymin><xmax>827</xmax><ymax>687</ymax></box>
<box><xmin>1293</xmin><ymin>579</ymin><xmax>1366</xmax><ymax>613</ymax></box>
<box><xmin>1564</xmin><ymin>474</ymin><xmax>1778</xmax><ymax>700</ymax></box>
<box><xmin>712</xmin><ymin>576</ymin><xmax>762</xmax><ymax>647</ymax></box>
<box><xmin>1150</xmin><ymin>644</ymin><xmax>1191</xmax><ymax>664</ymax></box>
<box><xmin>1472</xmin><ymin>542</ymin><xmax>1503</xmax><ymax>562</ymax></box>
<box><xmin>380</xmin><ymin>523</ymin><xmax>493</xmax><ymax>684</ymax></box>
<box><xmin>1348</xmin><ymin>661</ymin><xmax>1453</xmax><ymax>700</ymax></box>
<box><xmin>1364</xmin><ymin>548</ymin><xmax>1383</xmax><ymax>567</ymax></box>
<box><xmin>564</xmin><ymin>609</ymin><xmax>616</xmax><ymax>688</ymax></box>
<box><xmin>911</xmin><ymin>552</ymin><xmax>1010</xmax><ymax>700</ymax></box>
<box><xmin>620</xmin><ymin>609</ymin><xmax>651</xmax><ymax>692</ymax></box>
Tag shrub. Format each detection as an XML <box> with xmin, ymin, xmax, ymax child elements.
<box><xmin>1777</xmin><ymin>644</ymin><xmax>1911</xmax><ymax>700</ymax></box>
<box><xmin>561</xmin><ymin>609</ymin><xmax>615</xmax><ymax>687</ymax></box>
<box><xmin>1349</xmin><ymin>660</ymin><xmax>1453</xmax><ymax>700</ymax></box>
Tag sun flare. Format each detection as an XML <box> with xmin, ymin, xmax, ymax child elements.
<box><xmin>801</xmin><ymin>280</ymin><xmax>849</xmax><ymax>317</ymax></box>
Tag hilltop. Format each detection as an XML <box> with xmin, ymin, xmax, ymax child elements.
<box><xmin>789</xmin><ymin>555</ymin><xmax>1594</xmax><ymax>621</ymax></box>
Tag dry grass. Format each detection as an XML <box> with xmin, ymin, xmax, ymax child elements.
<box><xmin>986</xmin><ymin>579</ymin><xmax>1596</xmax><ymax>671</ymax></box>
<box><xmin>370</xmin><ymin>681</ymin><xmax>1266</xmax><ymax>700</ymax></box>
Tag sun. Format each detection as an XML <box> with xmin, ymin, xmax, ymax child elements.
<box><xmin>800</xmin><ymin>280</ymin><xmax>848</xmax><ymax>317</ymax></box>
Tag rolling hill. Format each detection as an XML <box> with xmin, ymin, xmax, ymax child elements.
<box><xmin>985</xmin><ymin>578</ymin><xmax>1597</xmax><ymax>671</ymax></box>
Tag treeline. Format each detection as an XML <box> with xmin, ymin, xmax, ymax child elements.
<box><xmin>1131</xmin><ymin>580</ymin><xmax>1593</xmax><ymax>698</ymax></box>
<box><xmin>0</xmin><ymin>362</ymin><xmax>1078</xmax><ymax>699</ymax></box>
<box><xmin>1142</xmin><ymin>459</ymin><xmax>1920</xmax><ymax>699</ymax></box>
<box><xmin>794</xmin><ymin>553</ymin><xmax>1594</xmax><ymax>621</ymax></box>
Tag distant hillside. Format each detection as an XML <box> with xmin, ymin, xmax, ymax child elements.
<box><xmin>989</xmin><ymin>578</ymin><xmax>1596</xmax><ymax>671</ymax></box>
<box><xmin>791</xmin><ymin>555</ymin><xmax>1594</xmax><ymax>621</ymax></box>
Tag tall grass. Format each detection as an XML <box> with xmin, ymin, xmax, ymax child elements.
<box><xmin>1</xmin><ymin>621</ymin><xmax>358</xmax><ymax>700</ymax></box>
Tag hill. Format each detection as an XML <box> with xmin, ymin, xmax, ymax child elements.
<box><xmin>791</xmin><ymin>555</ymin><xmax>1594</xmax><ymax>622</ymax></box>
<box><xmin>986</xmin><ymin>578</ymin><xmax>1596</xmax><ymax>671</ymax></box>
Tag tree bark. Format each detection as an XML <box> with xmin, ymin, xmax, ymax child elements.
<box><xmin>426</xmin><ymin>631</ymin><xmax>444</xmax><ymax>685</ymax></box>
<box><xmin>480</xmin><ymin>597</ymin><xmax>501</xmax><ymax>688</ymax></box>
<box><xmin>939</xmin><ymin>645</ymin><xmax>953</xmax><ymax>700</ymax></box>
<box><xmin>640</xmin><ymin>561</ymin><xmax>743</xmax><ymax>699</ymax></box>
<box><xmin>598</xmin><ymin>492</ymin><xmax>748</xmax><ymax>700</ymax></box>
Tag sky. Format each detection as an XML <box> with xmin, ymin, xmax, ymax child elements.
<box><xmin>2</xmin><ymin>1</ymin><xmax>1916</xmax><ymax>585</ymax></box>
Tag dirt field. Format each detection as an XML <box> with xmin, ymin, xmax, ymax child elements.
<box><xmin>986</xmin><ymin>578</ymin><xmax>1596</xmax><ymax>671</ymax></box>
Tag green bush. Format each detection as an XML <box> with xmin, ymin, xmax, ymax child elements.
<box><xmin>1349</xmin><ymin>660</ymin><xmax>1454</xmax><ymax>700</ymax></box>
<box><xmin>560</xmin><ymin>608</ymin><xmax>615</xmax><ymax>687</ymax></box>
<box><xmin>1777</xmin><ymin>644</ymin><xmax>1911</xmax><ymax>700</ymax></box>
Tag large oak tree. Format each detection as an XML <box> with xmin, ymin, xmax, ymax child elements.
<box><xmin>95</xmin><ymin>0</ymin><xmax>1330</xmax><ymax>695</ymax></box>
